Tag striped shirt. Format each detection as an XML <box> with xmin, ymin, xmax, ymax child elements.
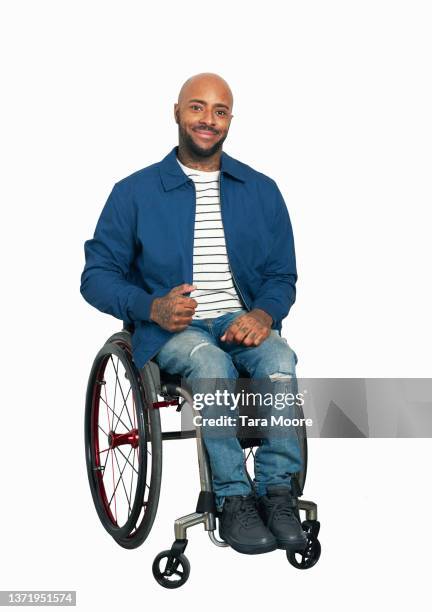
<box><xmin>177</xmin><ymin>157</ymin><xmax>244</xmax><ymax>319</ymax></box>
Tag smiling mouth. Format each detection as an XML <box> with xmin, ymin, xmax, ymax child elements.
<box><xmin>193</xmin><ymin>128</ymin><xmax>218</xmax><ymax>139</ymax></box>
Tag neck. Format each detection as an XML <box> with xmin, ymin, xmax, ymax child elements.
<box><xmin>177</xmin><ymin>144</ymin><xmax>221</xmax><ymax>172</ymax></box>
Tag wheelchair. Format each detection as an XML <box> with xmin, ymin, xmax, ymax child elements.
<box><xmin>84</xmin><ymin>322</ymin><xmax>321</xmax><ymax>589</ymax></box>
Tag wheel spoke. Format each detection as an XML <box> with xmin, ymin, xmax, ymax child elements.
<box><xmin>108</xmin><ymin>446</ymin><xmax>134</xmax><ymax>508</ymax></box>
<box><xmin>111</xmin><ymin>355</ymin><xmax>119</xmax><ymax>430</ymax></box>
<box><xmin>128</xmin><ymin>447</ymin><xmax>136</xmax><ymax>517</ymax></box>
<box><xmin>110</xmin><ymin>442</ymin><xmax>117</xmax><ymax>522</ymax></box>
<box><xmin>110</xmin><ymin>356</ymin><xmax>135</xmax><ymax>430</ymax></box>
<box><xmin>102</xmin><ymin>447</ymin><xmax>112</xmax><ymax>473</ymax></box>
<box><xmin>112</xmin><ymin>448</ymin><xmax>132</xmax><ymax>514</ymax></box>
<box><xmin>128</xmin><ymin>395</ymin><xmax>138</xmax><ymax>517</ymax></box>
<box><xmin>103</xmin><ymin>381</ymin><xmax>118</xmax><ymax>523</ymax></box>
<box><xmin>98</xmin><ymin>424</ymin><xmax>108</xmax><ymax>436</ymax></box>
<box><xmin>115</xmin><ymin>445</ymin><xmax>140</xmax><ymax>476</ymax></box>
<box><xmin>109</xmin><ymin>360</ymin><xmax>133</xmax><ymax>431</ymax></box>
<box><xmin>244</xmin><ymin>448</ymin><xmax>253</xmax><ymax>463</ymax></box>
<box><xmin>113</xmin><ymin>386</ymin><xmax>132</xmax><ymax>431</ymax></box>
<box><xmin>99</xmin><ymin>394</ymin><xmax>130</xmax><ymax>431</ymax></box>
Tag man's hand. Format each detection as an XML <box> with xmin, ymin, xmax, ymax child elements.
<box><xmin>220</xmin><ymin>309</ymin><xmax>273</xmax><ymax>347</ymax></box>
<box><xmin>150</xmin><ymin>284</ymin><xmax>198</xmax><ymax>332</ymax></box>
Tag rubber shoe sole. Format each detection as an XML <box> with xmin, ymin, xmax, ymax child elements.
<box><xmin>219</xmin><ymin>527</ymin><xmax>278</xmax><ymax>555</ymax></box>
<box><xmin>275</xmin><ymin>533</ymin><xmax>308</xmax><ymax>551</ymax></box>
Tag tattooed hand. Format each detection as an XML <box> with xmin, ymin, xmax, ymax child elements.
<box><xmin>150</xmin><ymin>284</ymin><xmax>198</xmax><ymax>332</ymax></box>
<box><xmin>220</xmin><ymin>309</ymin><xmax>273</xmax><ymax>347</ymax></box>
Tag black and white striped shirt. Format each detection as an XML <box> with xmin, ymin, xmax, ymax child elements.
<box><xmin>177</xmin><ymin>157</ymin><xmax>244</xmax><ymax>319</ymax></box>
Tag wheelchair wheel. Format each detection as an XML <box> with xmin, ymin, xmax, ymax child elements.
<box><xmin>287</xmin><ymin>536</ymin><xmax>321</xmax><ymax>569</ymax></box>
<box><xmin>152</xmin><ymin>550</ymin><xmax>190</xmax><ymax>589</ymax></box>
<box><xmin>85</xmin><ymin>331</ymin><xmax>162</xmax><ymax>548</ymax></box>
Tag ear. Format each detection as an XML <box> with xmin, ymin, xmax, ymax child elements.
<box><xmin>174</xmin><ymin>103</ymin><xmax>179</xmax><ymax>124</ymax></box>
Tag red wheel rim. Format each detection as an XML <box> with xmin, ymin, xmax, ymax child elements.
<box><xmin>91</xmin><ymin>351</ymin><xmax>146</xmax><ymax>530</ymax></box>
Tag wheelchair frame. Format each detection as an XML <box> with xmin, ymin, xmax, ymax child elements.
<box><xmin>84</xmin><ymin>324</ymin><xmax>321</xmax><ymax>588</ymax></box>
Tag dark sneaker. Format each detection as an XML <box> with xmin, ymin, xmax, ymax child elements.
<box><xmin>258</xmin><ymin>485</ymin><xmax>307</xmax><ymax>551</ymax></box>
<box><xmin>218</xmin><ymin>494</ymin><xmax>278</xmax><ymax>555</ymax></box>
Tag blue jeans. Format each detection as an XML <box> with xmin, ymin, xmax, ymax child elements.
<box><xmin>153</xmin><ymin>308</ymin><xmax>303</xmax><ymax>509</ymax></box>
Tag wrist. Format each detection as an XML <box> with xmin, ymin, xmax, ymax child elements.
<box><xmin>150</xmin><ymin>297</ymin><xmax>161</xmax><ymax>322</ymax></box>
<box><xmin>250</xmin><ymin>308</ymin><xmax>273</xmax><ymax>327</ymax></box>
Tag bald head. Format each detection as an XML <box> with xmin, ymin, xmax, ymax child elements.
<box><xmin>177</xmin><ymin>72</ymin><xmax>234</xmax><ymax>110</ymax></box>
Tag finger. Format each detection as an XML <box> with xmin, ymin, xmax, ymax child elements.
<box><xmin>221</xmin><ymin>323</ymin><xmax>236</xmax><ymax>343</ymax></box>
<box><xmin>178</xmin><ymin>312</ymin><xmax>196</xmax><ymax>327</ymax></box>
<box><xmin>225</xmin><ymin>323</ymin><xmax>248</xmax><ymax>344</ymax></box>
<box><xmin>174</xmin><ymin>321</ymin><xmax>193</xmax><ymax>331</ymax></box>
<box><xmin>221</xmin><ymin>316</ymin><xmax>244</xmax><ymax>342</ymax></box>
<box><xmin>175</xmin><ymin>300</ymin><xmax>196</xmax><ymax>310</ymax></box>
<box><xmin>250</xmin><ymin>328</ymin><xmax>270</xmax><ymax>346</ymax></box>
<box><xmin>232</xmin><ymin>320</ymin><xmax>254</xmax><ymax>344</ymax></box>
<box><xmin>175</xmin><ymin>304</ymin><xmax>197</xmax><ymax>317</ymax></box>
<box><xmin>242</xmin><ymin>321</ymin><xmax>269</xmax><ymax>346</ymax></box>
<box><xmin>241</xmin><ymin>329</ymin><xmax>259</xmax><ymax>347</ymax></box>
<box><xmin>170</xmin><ymin>283</ymin><xmax>197</xmax><ymax>295</ymax></box>
<box><xmin>176</xmin><ymin>296</ymin><xmax>198</xmax><ymax>308</ymax></box>
<box><xmin>170</xmin><ymin>317</ymin><xmax>193</xmax><ymax>331</ymax></box>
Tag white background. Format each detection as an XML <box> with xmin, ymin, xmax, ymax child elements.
<box><xmin>1</xmin><ymin>0</ymin><xmax>431</xmax><ymax>609</ymax></box>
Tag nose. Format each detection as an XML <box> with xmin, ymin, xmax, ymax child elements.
<box><xmin>200</xmin><ymin>107</ymin><xmax>216</xmax><ymax>127</ymax></box>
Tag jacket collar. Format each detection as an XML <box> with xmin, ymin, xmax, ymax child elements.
<box><xmin>158</xmin><ymin>145</ymin><xmax>247</xmax><ymax>191</ymax></box>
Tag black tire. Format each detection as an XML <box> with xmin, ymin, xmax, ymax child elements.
<box><xmin>113</xmin><ymin>340</ymin><xmax>163</xmax><ymax>549</ymax></box>
<box><xmin>152</xmin><ymin>551</ymin><xmax>190</xmax><ymax>589</ymax></box>
<box><xmin>84</xmin><ymin>331</ymin><xmax>162</xmax><ymax>547</ymax></box>
<box><xmin>287</xmin><ymin>536</ymin><xmax>321</xmax><ymax>569</ymax></box>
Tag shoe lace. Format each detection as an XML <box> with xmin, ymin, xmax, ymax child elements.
<box><xmin>235</xmin><ymin>496</ymin><xmax>262</xmax><ymax>528</ymax></box>
<box><xmin>267</xmin><ymin>496</ymin><xmax>296</xmax><ymax>521</ymax></box>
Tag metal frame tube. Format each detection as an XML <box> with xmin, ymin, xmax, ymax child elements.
<box><xmin>162</xmin><ymin>384</ymin><xmax>228</xmax><ymax>545</ymax></box>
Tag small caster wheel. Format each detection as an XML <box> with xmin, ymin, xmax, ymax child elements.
<box><xmin>287</xmin><ymin>536</ymin><xmax>321</xmax><ymax>569</ymax></box>
<box><xmin>152</xmin><ymin>550</ymin><xmax>190</xmax><ymax>589</ymax></box>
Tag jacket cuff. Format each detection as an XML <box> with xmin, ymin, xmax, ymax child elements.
<box><xmin>128</xmin><ymin>288</ymin><xmax>157</xmax><ymax>322</ymax></box>
<box><xmin>250</xmin><ymin>299</ymin><xmax>282</xmax><ymax>326</ymax></box>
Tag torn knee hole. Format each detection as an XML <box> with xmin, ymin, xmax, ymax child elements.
<box><xmin>190</xmin><ymin>341</ymin><xmax>211</xmax><ymax>358</ymax></box>
<box><xmin>269</xmin><ymin>372</ymin><xmax>294</xmax><ymax>381</ymax></box>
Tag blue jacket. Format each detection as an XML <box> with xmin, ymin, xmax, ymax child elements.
<box><xmin>80</xmin><ymin>146</ymin><xmax>297</xmax><ymax>369</ymax></box>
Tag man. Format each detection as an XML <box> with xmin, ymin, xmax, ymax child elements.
<box><xmin>80</xmin><ymin>72</ymin><xmax>306</xmax><ymax>555</ymax></box>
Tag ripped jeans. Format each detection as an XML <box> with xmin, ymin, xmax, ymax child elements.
<box><xmin>153</xmin><ymin>308</ymin><xmax>303</xmax><ymax>509</ymax></box>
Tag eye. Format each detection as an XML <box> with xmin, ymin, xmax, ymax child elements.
<box><xmin>191</xmin><ymin>104</ymin><xmax>202</xmax><ymax>111</ymax></box>
<box><xmin>216</xmin><ymin>110</ymin><xmax>227</xmax><ymax>116</ymax></box>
